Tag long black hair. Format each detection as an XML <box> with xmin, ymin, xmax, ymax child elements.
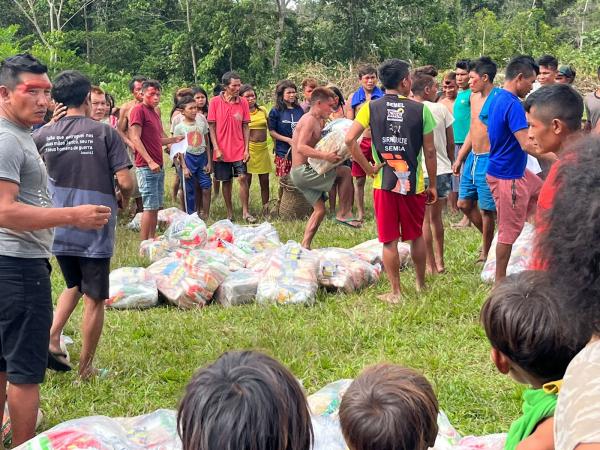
<box><xmin>275</xmin><ymin>79</ymin><xmax>300</xmax><ymax>111</ymax></box>
<box><xmin>191</xmin><ymin>86</ymin><xmax>209</xmax><ymax>115</ymax></box>
<box><xmin>537</xmin><ymin>135</ymin><xmax>600</xmax><ymax>340</ymax></box>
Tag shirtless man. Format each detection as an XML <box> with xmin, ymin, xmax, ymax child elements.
<box><xmin>291</xmin><ymin>87</ymin><xmax>378</xmax><ymax>249</ymax></box>
<box><xmin>118</xmin><ymin>76</ymin><xmax>147</xmax><ymax>214</ymax></box>
<box><xmin>346</xmin><ymin>64</ymin><xmax>384</xmax><ymax>222</ymax></box>
<box><xmin>452</xmin><ymin>57</ymin><xmax>498</xmax><ymax>262</ymax></box>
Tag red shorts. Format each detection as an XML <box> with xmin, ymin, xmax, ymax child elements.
<box><xmin>275</xmin><ymin>155</ymin><xmax>292</xmax><ymax>177</ymax></box>
<box><xmin>351</xmin><ymin>137</ymin><xmax>375</xmax><ymax>177</ymax></box>
<box><xmin>486</xmin><ymin>169</ymin><xmax>542</xmax><ymax>245</ymax></box>
<box><xmin>374</xmin><ymin>189</ymin><xmax>426</xmax><ymax>243</ymax></box>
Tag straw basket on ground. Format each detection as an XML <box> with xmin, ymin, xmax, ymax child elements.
<box><xmin>278</xmin><ymin>175</ymin><xmax>313</xmax><ymax>220</ymax></box>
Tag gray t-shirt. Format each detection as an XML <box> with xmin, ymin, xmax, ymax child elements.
<box><xmin>584</xmin><ymin>92</ymin><xmax>600</xmax><ymax>130</ymax></box>
<box><xmin>33</xmin><ymin>116</ymin><xmax>131</xmax><ymax>258</ymax></box>
<box><xmin>0</xmin><ymin>118</ymin><xmax>53</xmax><ymax>258</ymax></box>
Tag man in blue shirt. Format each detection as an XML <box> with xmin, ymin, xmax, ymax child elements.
<box><xmin>483</xmin><ymin>55</ymin><xmax>543</xmax><ymax>283</ymax></box>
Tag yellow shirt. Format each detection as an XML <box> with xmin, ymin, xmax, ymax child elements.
<box><xmin>249</xmin><ymin>106</ymin><xmax>268</xmax><ymax>131</ymax></box>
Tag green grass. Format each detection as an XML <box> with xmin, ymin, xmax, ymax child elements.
<box><xmin>43</xmin><ymin>170</ymin><xmax>522</xmax><ymax>437</ymax></box>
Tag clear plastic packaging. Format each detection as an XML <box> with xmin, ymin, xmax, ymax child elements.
<box><xmin>146</xmin><ymin>256</ymin><xmax>228</xmax><ymax>309</ymax></box>
<box><xmin>308</xmin><ymin>118</ymin><xmax>354</xmax><ymax>175</ymax></box>
<box><xmin>107</xmin><ymin>267</ymin><xmax>158</xmax><ymax>309</ymax></box>
<box><xmin>256</xmin><ymin>242</ymin><xmax>320</xmax><ymax>305</ymax></box>
<box><xmin>214</xmin><ymin>269</ymin><xmax>260</xmax><ymax>307</ymax></box>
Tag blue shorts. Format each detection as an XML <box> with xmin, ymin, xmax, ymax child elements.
<box><xmin>425</xmin><ymin>173</ymin><xmax>452</xmax><ymax>199</ymax></box>
<box><xmin>136</xmin><ymin>167</ymin><xmax>165</xmax><ymax>211</ymax></box>
<box><xmin>458</xmin><ymin>152</ymin><xmax>496</xmax><ymax>211</ymax></box>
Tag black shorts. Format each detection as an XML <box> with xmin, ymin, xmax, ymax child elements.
<box><xmin>214</xmin><ymin>160</ymin><xmax>247</xmax><ymax>182</ymax></box>
<box><xmin>0</xmin><ymin>256</ymin><xmax>52</xmax><ymax>384</ymax></box>
<box><xmin>56</xmin><ymin>256</ymin><xmax>111</xmax><ymax>301</ymax></box>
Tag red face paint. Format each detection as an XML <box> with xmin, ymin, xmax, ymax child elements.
<box><xmin>16</xmin><ymin>81</ymin><xmax>52</xmax><ymax>93</ymax></box>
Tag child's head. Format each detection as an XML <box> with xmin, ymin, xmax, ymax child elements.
<box><xmin>339</xmin><ymin>364</ymin><xmax>439</xmax><ymax>450</ymax></box>
<box><xmin>357</xmin><ymin>64</ymin><xmax>377</xmax><ymax>90</ymax></box>
<box><xmin>177</xmin><ymin>350</ymin><xmax>313</xmax><ymax>450</ymax></box>
<box><xmin>176</xmin><ymin>95</ymin><xmax>198</xmax><ymax>122</ymax></box>
<box><xmin>481</xmin><ymin>270</ymin><xmax>586</xmax><ymax>386</ymax></box>
<box><xmin>524</xmin><ymin>84</ymin><xmax>583</xmax><ymax>154</ymax></box>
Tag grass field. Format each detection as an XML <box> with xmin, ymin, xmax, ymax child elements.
<box><xmin>42</xmin><ymin>171</ymin><xmax>523</xmax><ymax>438</ymax></box>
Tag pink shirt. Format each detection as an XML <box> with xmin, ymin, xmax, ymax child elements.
<box><xmin>207</xmin><ymin>94</ymin><xmax>250</xmax><ymax>162</ymax></box>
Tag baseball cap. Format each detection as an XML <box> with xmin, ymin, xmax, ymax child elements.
<box><xmin>558</xmin><ymin>65</ymin><xmax>575</xmax><ymax>79</ymax></box>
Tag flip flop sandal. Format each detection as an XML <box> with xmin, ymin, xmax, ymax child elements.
<box><xmin>47</xmin><ymin>350</ymin><xmax>72</xmax><ymax>372</ymax></box>
<box><xmin>336</xmin><ymin>218</ymin><xmax>362</xmax><ymax>229</ymax></box>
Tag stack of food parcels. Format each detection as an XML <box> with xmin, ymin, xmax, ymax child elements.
<box><xmin>110</xmin><ymin>216</ymin><xmax>394</xmax><ymax>309</ymax></box>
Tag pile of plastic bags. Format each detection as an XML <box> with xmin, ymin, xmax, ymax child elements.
<box><xmin>114</xmin><ymin>215</ymin><xmax>398</xmax><ymax>309</ymax></box>
<box><xmin>17</xmin><ymin>379</ymin><xmax>506</xmax><ymax>450</ymax></box>
<box><xmin>481</xmin><ymin>223</ymin><xmax>534</xmax><ymax>283</ymax></box>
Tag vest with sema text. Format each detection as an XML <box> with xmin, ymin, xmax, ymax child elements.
<box><xmin>369</xmin><ymin>94</ymin><xmax>425</xmax><ymax>195</ymax></box>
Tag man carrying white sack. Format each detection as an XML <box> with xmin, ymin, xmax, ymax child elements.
<box><xmin>290</xmin><ymin>87</ymin><xmax>382</xmax><ymax>249</ymax></box>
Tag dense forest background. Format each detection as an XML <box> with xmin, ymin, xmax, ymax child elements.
<box><xmin>1</xmin><ymin>0</ymin><xmax>599</xmax><ymax>98</ymax></box>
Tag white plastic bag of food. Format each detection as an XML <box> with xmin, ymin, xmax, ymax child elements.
<box><xmin>481</xmin><ymin>222</ymin><xmax>534</xmax><ymax>283</ymax></box>
<box><xmin>157</xmin><ymin>207</ymin><xmax>187</xmax><ymax>228</ymax></box>
<box><xmin>206</xmin><ymin>219</ymin><xmax>235</xmax><ymax>247</ymax></box>
<box><xmin>163</xmin><ymin>213</ymin><xmax>207</xmax><ymax>249</ymax></box>
<box><xmin>256</xmin><ymin>242</ymin><xmax>319</xmax><ymax>305</ymax></box>
<box><xmin>146</xmin><ymin>256</ymin><xmax>228</xmax><ymax>309</ymax></box>
<box><xmin>315</xmin><ymin>248</ymin><xmax>381</xmax><ymax>293</ymax></box>
<box><xmin>139</xmin><ymin>237</ymin><xmax>176</xmax><ymax>262</ymax></box>
<box><xmin>107</xmin><ymin>267</ymin><xmax>158</xmax><ymax>309</ymax></box>
<box><xmin>126</xmin><ymin>212</ymin><xmax>142</xmax><ymax>231</ymax></box>
<box><xmin>350</xmin><ymin>239</ymin><xmax>411</xmax><ymax>268</ymax></box>
<box><xmin>214</xmin><ymin>269</ymin><xmax>260</xmax><ymax>307</ymax></box>
<box><xmin>308</xmin><ymin>119</ymin><xmax>354</xmax><ymax>175</ymax></box>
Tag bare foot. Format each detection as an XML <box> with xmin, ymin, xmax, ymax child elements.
<box><xmin>426</xmin><ymin>265</ymin><xmax>435</xmax><ymax>275</ymax></box>
<box><xmin>79</xmin><ymin>367</ymin><xmax>109</xmax><ymax>381</ymax></box>
<box><xmin>415</xmin><ymin>282</ymin><xmax>426</xmax><ymax>293</ymax></box>
<box><xmin>476</xmin><ymin>254</ymin><xmax>487</xmax><ymax>264</ymax></box>
<box><xmin>378</xmin><ymin>292</ymin><xmax>402</xmax><ymax>304</ymax></box>
<box><xmin>451</xmin><ymin>217</ymin><xmax>471</xmax><ymax>229</ymax></box>
<box><xmin>436</xmin><ymin>265</ymin><xmax>446</xmax><ymax>274</ymax></box>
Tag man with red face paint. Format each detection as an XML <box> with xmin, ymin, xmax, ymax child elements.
<box><xmin>0</xmin><ymin>54</ymin><xmax>111</xmax><ymax>446</ymax></box>
<box><xmin>208</xmin><ymin>71</ymin><xmax>255</xmax><ymax>222</ymax></box>
<box><xmin>129</xmin><ymin>80</ymin><xmax>183</xmax><ymax>240</ymax></box>
<box><xmin>118</xmin><ymin>75</ymin><xmax>147</xmax><ymax>215</ymax></box>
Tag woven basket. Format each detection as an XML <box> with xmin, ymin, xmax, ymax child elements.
<box><xmin>278</xmin><ymin>175</ymin><xmax>313</xmax><ymax>220</ymax></box>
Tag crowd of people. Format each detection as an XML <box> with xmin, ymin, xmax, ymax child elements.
<box><xmin>0</xmin><ymin>50</ymin><xmax>600</xmax><ymax>448</ymax></box>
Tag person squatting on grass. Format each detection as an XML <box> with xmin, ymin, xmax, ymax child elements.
<box><xmin>411</xmin><ymin>71</ymin><xmax>455</xmax><ymax>275</ymax></box>
<box><xmin>291</xmin><ymin>87</ymin><xmax>379</xmax><ymax>250</ymax></box>
<box><xmin>177</xmin><ymin>350</ymin><xmax>313</xmax><ymax>450</ymax></box>
<box><xmin>173</xmin><ymin>95</ymin><xmax>212</xmax><ymax>219</ymax></box>
<box><xmin>0</xmin><ymin>54</ymin><xmax>112</xmax><ymax>446</ymax></box>
<box><xmin>345</xmin><ymin>59</ymin><xmax>437</xmax><ymax>304</ymax></box>
<box><xmin>480</xmin><ymin>271</ymin><xmax>588</xmax><ymax>450</ymax></box>
<box><xmin>33</xmin><ymin>70</ymin><xmax>133</xmax><ymax>380</ymax></box>
<box><xmin>339</xmin><ymin>363</ymin><xmax>439</xmax><ymax>450</ymax></box>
